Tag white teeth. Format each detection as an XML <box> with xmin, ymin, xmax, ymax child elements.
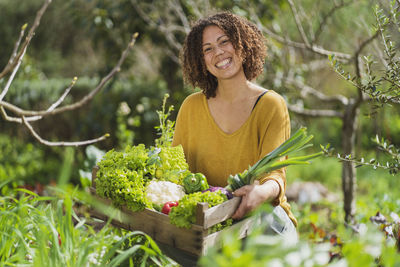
<box><xmin>216</xmin><ymin>58</ymin><xmax>231</xmax><ymax>68</ymax></box>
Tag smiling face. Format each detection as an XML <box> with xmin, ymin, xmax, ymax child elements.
<box><xmin>202</xmin><ymin>25</ymin><xmax>244</xmax><ymax>81</ymax></box>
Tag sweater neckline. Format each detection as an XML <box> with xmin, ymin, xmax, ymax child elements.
<box><xmin>202</xmin><ymin>91</ymin><xmax>268</xmax><ymax>137</ymax></box>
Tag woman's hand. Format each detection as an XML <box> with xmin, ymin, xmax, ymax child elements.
<box><xmin>231</xmin><ymin>180</ymin><xmax>280</xmax><ymax>220</ymax></box>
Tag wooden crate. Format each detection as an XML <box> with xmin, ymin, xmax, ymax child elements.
<box><xmin>89</xmin><ymin>167</ymin><xmax>258</xmax><ymax>259</ymax></box>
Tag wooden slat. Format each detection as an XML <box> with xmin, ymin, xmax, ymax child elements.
<box><xmin>201</xmin><ymin>215</ymin><xmax>259</xmax><ymax>255</ymax></box>
<box><xmin>91</xmin><ymin>166</ymin><xmax>99</xmax><ymax>188</ymax></box>
<box><xmin>196</xmin><ymin>202</ymin><xmax>208</xmax><ymax>225</ymax></box>
<box><xmin>202</xmin><ymin>197</ymin><xmax>242</xmax><ymax>229</ymax></box>
<box><xmin>89</xmin><ymin>187</ymin><xmax>206</xmax><ymax>255</ymax></box>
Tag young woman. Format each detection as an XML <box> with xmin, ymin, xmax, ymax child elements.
<box><xmin>172</xmin><ymin>11</ymin><xmax>297</xmax><ymax>236</ymax></box>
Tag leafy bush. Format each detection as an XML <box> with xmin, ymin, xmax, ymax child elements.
<box><xmin>0</xmin><ymin>134</ymin><xmax>60</xmax><ymax>192</ymax></box>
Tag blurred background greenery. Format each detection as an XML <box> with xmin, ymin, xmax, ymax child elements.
<box><xmin>1</xmin><ymin>0</ymin><xmax>399</xmax><ymax>230</ymax></box>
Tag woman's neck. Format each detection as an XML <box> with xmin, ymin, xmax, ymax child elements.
<box><xmin>215</xmin><ymin>73</ymin><xmax>250</xmax><ymax>102</ymax></box>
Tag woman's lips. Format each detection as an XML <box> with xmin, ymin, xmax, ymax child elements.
<box><xmin>215</xmin><ymin>58</ymin><xmax>232</xmax><ymax>69</ymax></box>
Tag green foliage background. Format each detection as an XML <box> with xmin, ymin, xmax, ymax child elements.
<box><xmin>1</xmin><ymin>0</ymin><xmax>400</xmax><ymax>265</ymax></box>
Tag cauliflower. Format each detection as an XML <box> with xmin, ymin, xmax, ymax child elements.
<box><xmin>145</xmin><ymin>180</ymin><xmax>186</xmax><ymax>206</ymax></box>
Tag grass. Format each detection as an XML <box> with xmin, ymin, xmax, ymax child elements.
<box><xmin>0</xmin><ymin>183</ymin><xmax>178</xmax><ymax>266</ymax></box>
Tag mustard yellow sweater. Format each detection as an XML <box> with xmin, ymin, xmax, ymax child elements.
<box><xmin>172</xmin><ymin>90</ymin><xmax>297</xmax><ymax>226</ymax></box>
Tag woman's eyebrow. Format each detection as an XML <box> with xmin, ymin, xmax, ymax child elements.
<box><xmin>202</xmin><ymin>34</ymin><xmax>228</xmax><ymax>47</ymax></box>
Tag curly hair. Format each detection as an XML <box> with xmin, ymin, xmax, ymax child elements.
<box><xmin>180</xmin><ymin>12</ymin><xmax>267</xmax><ymax>98</ymax></box>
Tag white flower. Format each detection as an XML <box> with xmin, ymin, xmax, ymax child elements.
<box><xmin>87</xmin><ymin>246</ymin><xmax>107</xmax><ymax>266</ymax></box>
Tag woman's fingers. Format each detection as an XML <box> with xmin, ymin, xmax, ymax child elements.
<box><xmin>232</xmin><ymin>180</ymin><xmax>259</xmax><ymax>197</ymax></box>
<box><xmin>231</xmin><ymin>181</ymin><xmax>261</xmax><ymax>219</ymax></box>
<box><xmin>232</xmin><ymin>200</ymin><xmax>247</xmax><ymax>219</ymax></box>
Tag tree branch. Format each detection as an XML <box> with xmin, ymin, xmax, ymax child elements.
<box><xmin>2</xmin><ymin>77</ymin><xmax>78</xmax><ymax>123</ymax></box>
<box><xmin>354</xmin><ymin>30</ymin><xmax>380</xmax><ymax>61</ymax></box>
<box><xmin>131</xmin><ymin>0</ymin><xmax>186</xmax><ymax>52</ymax></box>
<box><xmin>21</xmin><ymin>116</ymin><xmax>109</xmax><ymax>147</ymax></box>
<box><xmin>313</xmin><ymin>0</ymin><xmax>352</xmax><ymax>43</ymax></box>
<box><xmin>186</xmin><ymin>0</ymin><xmax>211</xmax><ymax>19</ymax></box>
<box><xmin>171</xmin><ymin>0</ymin><xmax>191</xmax><ymax>33</ymax></box>
<box><xmin>249</xmin><ymin>8</ymin><xmax>352</xmax><ymax>62</ymax></box>
<box><xmin>287</xmin><ymin>0</ymin><xmax>310</xmax><ymax>47</ymax></box>
<box><xmin>0</xmin><ymin>33</ymin><xmax>139</xmax><ymax>118</ymax></box>
<box><xmin>283</xmin><ymin>77</ymin><xmax>349</xmax><ymax>105</ymax></box>
<box><xmin>0</xmin><ymin>0</ymin><xmax>139</xmax><ymax>147</ymax></box>
<box><xmin>5</xmin><ymin>24</ymin><xmax>27</xmax><ymax>73</ymax></box>
<box><xmin>0</xmin><ymin>0</ymin><xmax>52</xmax><ymax>79</ymax></box>
<box><xmin>287</xmin><ymin>103</ymin><xmax>343</xmax><ymax>117</ymax></box>
<box><xmin>353</xmin><ymin>30</ymin><xmax>381</xmax><ymax>112</ymax></box>
<box><xmin>1</xmin><ymin>106</ymin><xmax>20</xmax><ymax>123</ymax></box>
<box><xmin>0</xmin><ymin>47</ymin><xmax>27</xmax><ymax>101</ymax></box>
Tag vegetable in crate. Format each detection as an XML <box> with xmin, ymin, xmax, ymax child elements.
<box><xmin>96</xmin><ymin>143</ymin><xmax>190</xmax><ymax>212</ymax></box>
<box><xmin>225</xmin><ymin>127</ymin><xmax>323</xmax><ymax>192</ymax></box>
<box><xmin>183</xmin><ymin>173</ymin><xmax>209</xmax><ymax>193</ymax></box>
<box><xmin>147</xmin><ymin>145</ymin><xmax>191</xmax><ymax>184</ymax></box>
<box><xmin>145</xmin><ymin>180</ymin><xmax>185</xmax><ymax>207</ymax></box>
<box><xmin>96</xmin><ymin>145</ymin><xmax>152</xmax><ymax>211</ymax></box>
<box><xmin>202</xmin><ymin>186</ymin><xmax>233</xmax><ymax>199</ymax></box>
<box><xmin>169</xmin><ymin>191</ymin><xmax>227</xmax><ymax>229</ymax></box>
<box><xmin>161</xmin><ymin>201</ymin><xmax>179</xmax><ymax>215</ymax></box>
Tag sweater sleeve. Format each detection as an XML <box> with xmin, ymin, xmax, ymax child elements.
<box><xmin>172</xmin><ymin>105</ymin><xmax>184</xmax><ymax>148</ymax></box>
<box><xmin>257</xmin><ymin>94</ymin><xmax>290</xmax><ymax>207</ymax></box>
<box><xmin>172</xmin><ymin>95</ymin><xmax>190</xmax><ymax>148</ymax></box>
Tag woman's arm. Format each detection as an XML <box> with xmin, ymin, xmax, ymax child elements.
<box><xmin>231</xmin><ymin>179</ymin><xmax>280</xmax><ymax>219</ymax></box>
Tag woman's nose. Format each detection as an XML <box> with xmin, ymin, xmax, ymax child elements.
<box><xmin>214</xmin><ymin>46</ymin><xmax>224</xmax><ymax>56</ymax></box>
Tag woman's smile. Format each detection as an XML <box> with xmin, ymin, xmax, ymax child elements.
<box><xmin>215</xmin><ymin>58</ymin><xmax>232</xmax><ymax>69</ymax></box>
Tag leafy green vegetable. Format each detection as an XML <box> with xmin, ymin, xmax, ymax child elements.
<box><xmin>96</xmin><ymin>142</ymin><xmax>191</xmax><ymax>212</ymax></box>
<box><xmin>96</xmin><ymin>145</ymin><xmax>153</xmax><ymax>211</ymax></box>
<box><xmin>209</xmin><ymin>219</ymin><xmax>233</xmax><ymax>234</ymax></box>
<box><xmin>153</xmin><ymin>145</ymin><xmax>191</xmax><ymax>184</ymax></box>
<box><xmin>169</xmin><ymin>191</ymin><xmax>227</xmax><ymax>229</ymax></box>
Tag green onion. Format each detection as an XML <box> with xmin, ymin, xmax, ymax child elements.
<box><xmin>225</xmin><ymin>127</ymin><xmax>322</xmax><ymax>192</ymax></box>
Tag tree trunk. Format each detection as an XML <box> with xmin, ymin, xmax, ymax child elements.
<box><xmin>341</xmin><ymin>104</ymin><xmax>359</xmax><ymax>224</ymax></box>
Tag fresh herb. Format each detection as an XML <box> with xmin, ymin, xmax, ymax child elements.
<box><xmin>154</xmin><ymin>93</ymin><xmax>175</xmax><ymax>148</ymax></box>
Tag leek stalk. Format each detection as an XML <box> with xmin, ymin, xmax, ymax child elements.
<box><xmin>225</xmin><ymin>127</ymin><xmax>322</xmax><ymax>192</ymax></box>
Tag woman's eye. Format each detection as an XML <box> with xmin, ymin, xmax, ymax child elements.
<box><xmin>203</xmin><ymin>47</ymin><xmax>212</xmax><ymax>53</ymax></box>
<box><xmin>220</xmin><ymin>39</ymin><xmax>229</xmax><ymax>45</ymax></box>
